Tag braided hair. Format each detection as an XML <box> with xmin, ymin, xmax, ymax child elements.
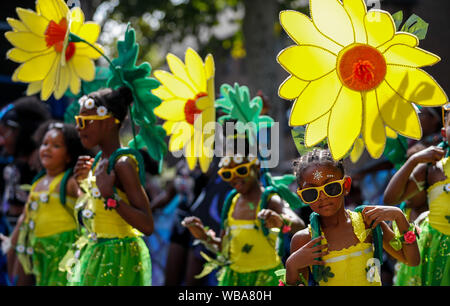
<box><xmin>87</xmin><ymin>86</ymin><xmax>133</xmax><ymax>124</ymax></box>
<box><xmin>293</xmin><ymin>148</ymin><xmax>345</xmax><ymax>184</ymax></box>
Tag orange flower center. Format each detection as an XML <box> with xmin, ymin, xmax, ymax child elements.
<box><xmin>184</xmin><ymin>93</ymin><xmax>207</xmax><ymax>125</ymax></box>
<box><xmin>337</xmin><ymin>44</ymin><xmax>386</xmax><ymax>91</ymax></box>
<box><xmin>45</xmin><ymin>18</ymin><xmax>76</xmax><ymax>62</ymax></box>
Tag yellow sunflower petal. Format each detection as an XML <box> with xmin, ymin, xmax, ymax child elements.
<box><xmin>196</xmin><ymin>95</ymin><xmax>213</xmax><ymax>111</ymax></box>
<box><xmin>197</xmin><ymin>107</ymin><xmax>215</xmax><ymax>173</ymax></box>
<box><xmin>54</xmin><ymin>63</ymin><xmax>70</xmax><ymax>99</ymax></box>
<box><xmin>377</xmin><ymin>32</ymin><xmax>419</xmax><ymax>53</ymax></box>
<box><xmin>185</xmin><ymin>137</ymin><xmax>198</xmax><ymax>170</ymax></box>
<box><xmin>185</xmin><ymin>48</ymin><xmax>206</xmax><ymax>93</ymax></box>
<box><xmin>70</xmin><ymin>7</ymin><xmax>85</xmax><ymax>34</ymax></box>
<box><xmin>362</xmin><ymin>90</ymin><xmax>386</xmax><ymax>158</ymax></box>
<box><xmin>385</xmin><ymin>45</ymin><xmax>440</xmax><ymax>68</ymax></box>
<box><xmin>71</xmin><ymin>56</ymin><xmax>95</xmax><ymax>81</ymax></box>
<box><xmin>7</xmin><ymin>48</ymin><xmax>46</xmax><ymax>63</ymax></box>
<box><xmin>206</xmin><ymin>77</ymin><xmax>215</xmax><ymax>107</ymax></box>
<box><xmin>364</xmin><ymin>10</ymin><xmax>396</xmax><ymax>47</ymax></box>
<box><xmin>343</xmin><ymin>0</ymin><xmax>367</xmax><ymax>44</ymax></box>
<box><xmin>162</xmin><ymin>121</ymin><xmax>176</xmax><ymax>135</ymax></box>
<box><xmin>204</xmin><ymin>54</ymin><xmax>215</xmax><ymax>80</ymax></box>
<box><xmin>26</xmin><ymin>81</ymin><xmax>42</xmax><ymax>96</ymax></box>
<box><xmin>385</xmin><ymin>65</ymin><xmax>448</xmax><ymax>107</ymax></box>
<box><xmin>328</xmin><ymin>86</ymin><xmax>362</xmax><ymax>160</ymax></box>
<box><xmin>289</xmin><ymin>71</ymin><xmax>341</xmax><ymax>126</ymax></box>
<box><xmin>5</xmin><ymin>31</ymin><xmax>49</xmax><ymax>52</ymax></box>
<box><xmin>304</xmin><ymin>112</ymin><xmax>330</xmax><ymax>147</ymax></box>
<box><xmin>277</xmin><ymin>45</ymin><xmax>337</xmax><ymax>81</ymax></box>
<box><xmin>279</xmin><ymin>10</ymin><xmax>341</xmax><ymax>54</ymax></box>
<box><xmin>350</xmin><ymin>137</ymin><xmax>365</xmax><ymax>163</ymax></box>
<box><xmin>166</xmin><ymin>53</ymin><xmax>195</xmax><ymax>90</ymax></box>
<box><xmin>169</xmin><ymin>122</ymin><xmax>193</xmax><ymax>152</ymax></box>
<box><xmin>41</xmin><ymin>55</ymin><xmax>59</xmax><ymax>101</ymax></box>
<box><xmin>152</xmin><ymin>87</ymin><xmax>174</xmax><ymax>100</ymax></box>
<box><xmin>310</xmin><ymin>0</ymin><xmax>354</xmax><ymax>46</ymax></box>
<box><xmin>278</xmin><ymin>75</ymin><xmax>309</xmax><ymax>100</ymax></box>
<box><xmin>153</xmin><ymin>70</ymin><xmax>196</xmax><ymax>100</ymax></box>
<box><xmin>76</xmin><ymin>43</ymin><xmax>102</xmax><ymax>59</ymax></box>
<box><xmin>7</xmin><ymin>18</ymin><xmax>29</xmax><ymax>32</ymax></box>
<box><xmin>36</xmin><ymin>0</ymin><xmax>69</xmax><ymax>23</ymax></box>
<box><xmin>15</xmin><ymin>51</ymin><xmax>57</xmax><ymax>82</ymax></box>
<box><xmin>75</xmin><ymin>22</ymin><xmax>101</xmax><ymax>44</ymax></box>
<box><xmin>16</xmin><ymin>8</ymin><xmax>48</xmax><ymax>37</ymax></box>
<box><xmin>377</xmin><ymin>81</ymin><xmax>422</xmax><ymax>139</ymax></box>
<box><xmin>385</xmin><ymin>126</ymin><xmax>397</xmax><ymax>139</ymax></box>
<box><xmin>68</xmin><ymin>61</ymin><xmax>80</xmax><ymax>95</ymax></box>
<box><xmin>154</xmin><ymin>99</ymin><xmax>187</xmax><ymax>121</ymax></box>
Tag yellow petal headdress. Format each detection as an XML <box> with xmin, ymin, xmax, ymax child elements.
<box><xmin>5</xmin><ymin>0</ymin><xmax>103</xmax><ymax>101</ymax></box>
<box><xmin>153</xmin><ymin>48</ymin><xmax>215</xmax><ymax>173</ymax></box>
<box><xmin>277</xmin><ymin>0</ymin><xmax>448</xmax><ymax>160</ymax></box>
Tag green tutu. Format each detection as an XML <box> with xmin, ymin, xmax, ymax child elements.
<box><xmin>30</xmin><ymin>230</ymin><xmax>78</xmax><ymax>286</ymax></box>
<box><xmin>395</xmin><ymin>218</ymin><xmax>449</xmax><ymax>286</ymax></box>
<box><xmin>68</xmin><ymin>236</ymin><xmax>151</xmax><ymax>286</ymax></box>
<box><xmin>218</xmin><ymin>263</ymin><xmax>283</xmax><ymax>286</ymax></box>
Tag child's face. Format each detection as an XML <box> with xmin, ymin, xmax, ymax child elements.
<box><xmin>298</xmin><ymin>164</ymin><xmax>347</xmax><ymax>217</ymax></box>
<box><xmin>224</xmin><ymin>159</ymin><xmax>259</xmax><ymax>194</ymax></box>
<box><xmin>39</xmin><ymin>129</ymin><xmax>69</xmax><ymax>171</ymax></box>
<box><xmin>76</xmin><ymin>106</ymin><xmax>104</xmax><ymax>149</ymax></box>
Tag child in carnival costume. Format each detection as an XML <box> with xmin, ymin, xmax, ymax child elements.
<box><xmin>180</xmin><ymin>82</ymin><xmax>307</xmax><ymax>286</ymax></box>
<box><xmin>9</xmin><ymin>122</ymin><xmax>89</xmax><ymax>286</ymax></box>
<box><xmin>384</xmin><ymin>105</ymin><xmax>450</xmax><ymax>286</ymax></box>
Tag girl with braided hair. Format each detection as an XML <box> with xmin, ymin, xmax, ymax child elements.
<box><xmin>182</xmin><ymin>133</ymin><xmax>305</xmax><ymax>286</ymax></box>
<box><xmin>286</xmin><ymin>149</ymin><xmax>420</xmax><ymax>286</ymax></box>
<box><xmin>66</xmin><ymin>86</ymin><xmax>153</xmax><ymax>286</ymax></box>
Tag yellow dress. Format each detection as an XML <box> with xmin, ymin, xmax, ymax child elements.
<box><xmin>67</xmin><ymin>152</ymin><xmax>151</xmax><ymax>286</ymax></box>
<box><xmin>312</xmin><ymin>210</ymin><xmax>381</xmax><ymax>286</ymax></box>
<box><xmin>219</xmin><ymin>193</ymin><xmax>282</xmax><ymax>286</ymax></box>
<box><xmin>17</xmin><ymin>171</ymin><xmax>77</xmax><ymax>286</ymax></box>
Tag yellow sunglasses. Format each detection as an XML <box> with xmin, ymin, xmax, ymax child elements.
<box><xmin>296</xmin><ymin>178</ymin><xmax>346</xmax><ymax>204</ymax></box>
<box><xmin>218</xmin><ymin>159</ymin><xmax>257</xmax><ymax>182</ymax></box>
<box><xmin>75</xmin><ymin>115</ymin><xmax>120</xmax><ymax>130</ymax></box>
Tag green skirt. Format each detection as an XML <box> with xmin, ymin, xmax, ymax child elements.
<box><xmin>395</xmin><ymin>218</ymin><xmax>449</xmax><ymax>286</ymax></box>
<box><xmin>68</xmin><ymin>236</ymin><xmax>151</xmax><ymax>286</ymax></box>
<box><xmin>31</xmin><ymin>230</ymin><xmax>78</xmax><ymax>286</ymax></box>
<box><xmin>218</xmin><ymin>263</ymin><xmax>284</xmax><ymax>286</ymax></box>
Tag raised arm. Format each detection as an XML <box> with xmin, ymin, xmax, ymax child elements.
<box><xmin>258</xmin><ymin>195</ymin><xmax>305</xmax><ymax>233</ymax></box>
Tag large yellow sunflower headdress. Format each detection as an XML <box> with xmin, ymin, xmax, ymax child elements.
<box><xmin>5</xmin><ymin>0</ymin><xmax>103</xmax><ymax>101</ymax></box>
<box><xmin>277</xmin><ymin>0</ymin><xmax>448</xmax><ymax>161</ymax></box>
<box><xmin>152</xmin><ymin>48</ymin><xmax>215</xmax><ymax>173</ymax></box>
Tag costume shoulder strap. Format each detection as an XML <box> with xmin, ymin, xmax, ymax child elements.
<box><xmin>108</xmin><ymin>147</ymin><xmax>146</xmax><ymax>186</ymax></box>
<box><xmin>31</xmin><ymin>170</ymin><xmax>46</xmax><ymax>185</ymax></box>
<box><xmin>59</xmin><ymin>168</ymin><xmax>73</xmax><ymax>206</ymax></box>
<box><xmin>354</xmin><ymin>205</ymin><xmax>383</xmax><ymax>264</ymax></box>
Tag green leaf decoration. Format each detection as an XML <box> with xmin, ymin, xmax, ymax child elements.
<box><xmin>389</xmin><ymin>237</ymin><xmax>403</xmax><ymax>251</ymax></box>
<box><xmin>216</xmin><ymin>82</ymin><xmax>274</xmax><ymax>145</ymax></box>
<box><xmin>382</xmin><ymin>135</ymin><xmax>408</xmax><ymax>170</ymax></box>
<box><xmin>241</xmin><ymin>243</ymin><xmax>253</xmax><ymax>253</ymax></box>
<box><xmin>445</xmin><ymin>215</ymin><xmax>450</xmax><ymax>224</ymax></box>
<box><xmin>392</xmin><ymin>11</ymin><xmax>404</xmax><ymax>31</ymax></box>
<box><xmin>106</xmin><ymin>23</ymin><xmax>167</xmax><ymax>170</ymax></box>
<box><xmin>401</xmin><ymin>14</ymin><xmax>429</xmax><ymax>40</ymax></box>
<box><xmin>263</xmin><ymin>172</ymin><xmax>307</xmax><ymax>210</ymax></box>
<box><xmin>316</xmin><ymin>265</ymin><xmax>334</xmax><ymax>283</ymax></box>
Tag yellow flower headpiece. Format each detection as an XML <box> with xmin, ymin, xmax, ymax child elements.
<box><xmin>277</xmin><ymin>0</ymin><xmax>448</xmax><ymax>160</ymax></box>
<box><xmin>152</xmin><ymin>48</ymin><xmax>216</xmax><ymax>173</ymax></box>
<box><xmin>5</xmin><ymin>0</ymin><xmax>103</xmax><ymax>101</ymax></box>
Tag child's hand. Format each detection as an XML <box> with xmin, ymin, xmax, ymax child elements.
<box><xmin>258</xmin><ymin>209</ymin><xmax>283</xmax><ymax>229</ymax></box>
<box><xmin>74</xmin><ymin>155</ymin><xmax>94</xmax><ymax>184</ymax></box>
<box><xmin>181</xmin><ymin>216</ymin><xmax>208</xmax><ymax>240</ymax></box>
<box><xmin>362</xmin><ymin>206</ymin><xmax>403</xmax><ymax>228</ymax></box>
<box><xmin>411</xmin><ymin>146</ymin><xmax>445</xmax><ymax>165</ymax></box>
<box><xmin>95</xmin><ymin>159</ymin><xmax>115</xmax><ymax>199</ymax></box>
<box><xmin>287</xmin><ymin>236</ymin><xmax>328</xmax><ymax>269</ymax></box>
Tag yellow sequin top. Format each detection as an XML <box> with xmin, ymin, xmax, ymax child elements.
<box><xmin>311</xmin><ymin>210</ymin><xmax>381</xmax><ymax>286</ymax></box>
<box><xmin>225</xmin><ymin>193</ymin><xmax>281</xmax><ymax>273</ymax></box>
<box><xmin>426</xmin><ymin>157</ymin><xmax>450</xmax><ymax>235</ymax></box>
<box><xmin>77</xmin><ymin>155</ymin><xmax>142</xmax><ymax>239</ymax></box>
<box><xmin>25</xmin><ymin>172</ymin><xmax>77</xmax><ymax>238</ymax></box>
